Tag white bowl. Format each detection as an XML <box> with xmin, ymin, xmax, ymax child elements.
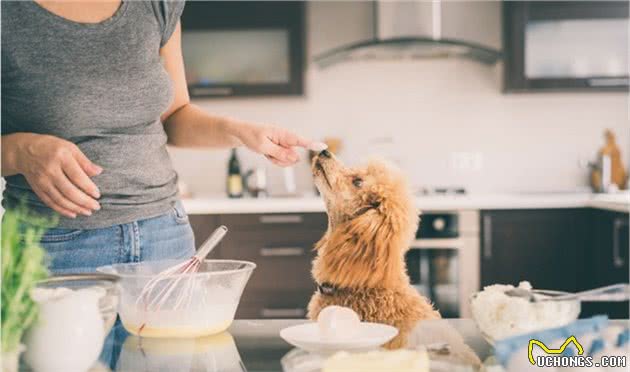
<box><xmin>37</xmin><ymin>274</ymin><xmax>119</xmax><ymax>337</ymax></box>
<box><xmin>470</xmin><ymin>289</ymin><xmax>581</xmax><ymax>344</ymax></box>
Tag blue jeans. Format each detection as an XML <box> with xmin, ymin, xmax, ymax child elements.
<box><xmin>38</xmin><ymin>201</ymin><xmax>196</xmax><ymax>274</ymax></box>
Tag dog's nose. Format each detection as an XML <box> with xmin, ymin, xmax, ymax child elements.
<box><xmin>319</xmin><ymin>149</ymin><xmax>331</xmax><ymax>158</ymax></box>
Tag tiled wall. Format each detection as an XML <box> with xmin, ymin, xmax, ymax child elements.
<box><xmin>169</xmin><ymin>2</ymin><xmax>629</xmax><ymax>196</ymax></box>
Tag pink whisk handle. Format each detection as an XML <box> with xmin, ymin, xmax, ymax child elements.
<box><xmin>194</xmin><ymin>225</ymin><xmax>228</xmax><ymax>260</ymax></box>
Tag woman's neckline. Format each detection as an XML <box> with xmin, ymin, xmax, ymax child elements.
<box><xmin>27</xmin><ymin>0</ymin><xmax>128</xmax><ymax>30</ymax></box>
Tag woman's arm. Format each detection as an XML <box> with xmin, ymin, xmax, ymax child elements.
<box><xmin>159</xmin><ymin>23</ymin><xmax>323</xmax><ymax>167</ymax></box>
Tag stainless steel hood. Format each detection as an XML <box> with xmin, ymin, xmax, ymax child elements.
<box><xmin>313</xmin><ymin>1</ymin><xmax>502</xmax><ymax>68</ymax></box>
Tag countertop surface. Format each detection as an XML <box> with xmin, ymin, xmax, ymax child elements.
<box><xmin>80</xmin><ymin>318</ymin><xmax>630</xmax><ymax>372</ymax></box>
<box><xmin>91</xmin><ymin>319</ymin><xmax>493</xmax><ymax>372</ymax></box>
<box><xmin>182</xmin><ymin>192</ymin><xmax>630</xmax><ymax>215</ymax></box>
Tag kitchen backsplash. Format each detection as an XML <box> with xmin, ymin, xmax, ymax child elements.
<box><xmin>169</xmin><ymin>2</ymin><xmax>629</xmax><ymax>196</ymax></box>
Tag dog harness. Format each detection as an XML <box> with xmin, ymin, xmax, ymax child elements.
<box><xmin>317</xmin><ymin>282</ymin><xmax>340</xmax><ymax>296</ymax></box>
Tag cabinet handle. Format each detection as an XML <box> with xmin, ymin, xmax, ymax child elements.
<box><xmin>259</xmin><ymin>215</ymin><xmax>303</xmax><ymax>224</ymax></box>
<box><xmin>260</xmin><ymin>308</ymin><xmax>305</xmax><ymax>318</ymax></box>
<box><xmin>483</xmin><ymin>215</ymin><xmax>492</xmax><ymax>259</ymax></box>
<box><xmin>613</xmin><ymin>218</ymin><xmax>627</xmax><ymax>268</ymax></box>
<box><xmin>190</xmin><ymin>87</ymin><xmax>234</xmax><ymax>96</ymax></box>
<box><xmin>587</xmin><ymin>78</ymin><xmax>629</xmax><ymax>87</ymax></box>
<box><xmin>260</xmin><ymin>247</ymin><xmax>305</xmax><ymax>257</ymax></box>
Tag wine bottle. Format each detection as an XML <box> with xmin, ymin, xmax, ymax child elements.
<box><xmin>227</xmin><ymin>149</ymin><xmax>243</xmax><ymax>198</ymax></box>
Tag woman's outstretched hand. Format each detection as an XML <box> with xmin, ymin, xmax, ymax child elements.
<box><xmin>8</xmin><ymin>133</ymin><xmax>102</xmax><ymax>218</ymax></box>
<box><xmin>234</xmin><ymin>123</ymin><xmax>326</xmax><ymax>167</ymax></box>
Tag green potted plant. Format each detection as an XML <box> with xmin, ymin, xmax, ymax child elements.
<box><xmin>1</xmin><ymin>207</ymin><xmax>52</xmax><ymax>372</ymax></box>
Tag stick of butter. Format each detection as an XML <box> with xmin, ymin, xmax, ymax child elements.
<box><xmin>322</xmin><ymin>349</ymin><xmax>429</xmax><ymax>372</ymax></box>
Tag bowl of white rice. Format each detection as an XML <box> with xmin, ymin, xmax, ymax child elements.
<box><xmin>470</xmin><ymin>281</ymin><xmax>581</xmax><ymax>344</ymax></box>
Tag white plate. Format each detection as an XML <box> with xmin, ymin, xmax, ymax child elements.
<box><xmin>280</xmin><ymin>322</ymin><xmax>399</xmax><ymax>354</ymax></box>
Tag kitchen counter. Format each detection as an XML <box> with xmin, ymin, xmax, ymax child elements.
<box><xmin>182</xmin><ymin>192</ymin><xmax>630</xmax><ymax>215</ymax></box>
<box><xmin>93</xmin><ymin>319</ymin><xmax>493</xmax><ymax>372</ymax></box>
<box><xmin>85</xmin><ymin>318</ymin><xmax>630</xmax><ymax>371</ymax></box>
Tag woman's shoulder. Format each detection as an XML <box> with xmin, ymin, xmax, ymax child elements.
<box><xmin>147</xmin><ymin>0</ymin><xmax>185</xmax><ymax>47</ymax></box>
<box><xmin>1</xmin><ymin>2</ymin><xmax>38</xmax><ymax>29</ymax></box>
<box><xmin>147</xmin><ymin>1</ymin><xmax>185</xmax><ymax>25</ymax></box>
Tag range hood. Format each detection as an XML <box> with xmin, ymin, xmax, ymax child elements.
<box><xmin>313</xmin><ymin>1</ymin><xmax>502</xmax><ymax>68</ymax></box>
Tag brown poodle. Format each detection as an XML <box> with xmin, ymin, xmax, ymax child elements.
<box><xmin>307</xmin><ymin>150</ymin><xmax>440</xmax><ymax>349</ymax></box>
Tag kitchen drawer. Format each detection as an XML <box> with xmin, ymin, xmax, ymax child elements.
<box><xmin>220</xmin><ymin>229</ymin><xmax>322</xmax><ymax>256</ymax></box>
<box><xmin>236</xmin><ymin>289</ymin><xmax>313</xmax><ymax>319</ymax></box>
<box><xmin>235</xmin><ymin>254</ymin><xmax>314</xmax><ymax>291</ymax></box>
<box><xmin>219</xmin><ymin>213</ymin><xmax>327</xmax><ymax>230</ymax></box>
<box><xmin>221</xmin><ymin>229</ymin><xmax>319</xmax><ymax>290</ymax></box>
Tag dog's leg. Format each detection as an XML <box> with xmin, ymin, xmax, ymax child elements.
<box><xmin>306</xmin><ymin>292</ymin><xmax>324</xmax><ymax>320</ymax></box>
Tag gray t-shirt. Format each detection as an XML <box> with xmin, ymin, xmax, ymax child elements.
<box><xmin>2</xmin><ymin>1</ymin><xmax>185</xmax><ymax>228</ymax></box>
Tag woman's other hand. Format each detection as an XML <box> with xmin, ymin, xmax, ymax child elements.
<box><xmin>4</xmin><ymin>133</ymin><xmax>102</xmax><ymax>218</ymax></box>
<box><xmin>234</xmin><ymin>122</ymin><xmax>326</xmax><ymax>167</ymax></box>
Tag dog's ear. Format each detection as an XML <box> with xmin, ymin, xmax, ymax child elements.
<box><xmin>319</xmin><ymin>207</ymin><xmax>404</xmax><ymax>288</ymax></box>
<box><xmin>313</xmin><ymin>230</ymin><xmax>329</xmax><ymax>251</ymax></box>
<box><xmin>354</xmin><ymin>191</ymin><xmax>383</xmax><ymax>216</ymax></box>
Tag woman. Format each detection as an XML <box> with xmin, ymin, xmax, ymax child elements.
<box><xmin>1</xmin><ymin>0</ymin><xmax>322</xmax><ymax>273</ymax></box>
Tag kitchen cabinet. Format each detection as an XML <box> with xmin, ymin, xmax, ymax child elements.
<box><xmin>580</xmin><ymin>209</ymin><xmax>629</xmax><ymax>319</ymax></box>
<box><xmin>189</xmin><ymin>213</ymin><xmax>327</xmax><ymax>319</ymax></box>
<box><xmin>480</xmin><ymin>209</ymin><xmax>589</xmax><ymax>292</ymax></box>
<box><xmin>481</xmin><ymin>208</ymin><xmax>629</xmax><ymax>319</ymax></box>
<box><xmin>181</xmin><ymin>1</ymin><xmax>305</xmax><ymax>97</ymax></box>
<box><xmin>192</xmin><ymin>208</ymin><xmax>626</xmax><ymax>320</ymax></box>
<box><xmin>188</xmin><ymin>214</ymin><xmax>221</xmax><ymax>257</ymax></box>
<box><xmin>503</xmin><ymin>1</ymin><xmax>629</xmax><ymax>92</ymax></box>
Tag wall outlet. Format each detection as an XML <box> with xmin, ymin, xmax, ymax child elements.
<box><xmin>451</xmin><ymin>152</ymin><xmax>484</xmax><ymax>172</ymax></box>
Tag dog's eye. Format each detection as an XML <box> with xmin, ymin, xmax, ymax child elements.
<box><xmin>352</xmin><ymin>177</ymin><xmax>363</xmax><ymax>188</ymax></box>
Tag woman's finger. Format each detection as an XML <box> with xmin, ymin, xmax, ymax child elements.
<box><xmin>308</xmin><ymin>142</ymin><xmax>328</xmax><ymax>152</ymax></box>
<box><xmin>52</xmin><ymin>172</ymin><xmax>100</xmax><ymax>212</ymax></box>
<box><xmin>276</xmin><ymin>130</ymin><xmax>311</xmax><ymax>148</ymax></box>
<box><xmin>63</xmin><ymin>158</ymin><xmax>101</xmax><ymax>199</ymax></box>
<box><xmin>273</xmin><ymin>128</ymin><xmax>327</xmax><ymax>152</ymax></box>
<box><xmin>261</xmin><ymin>141</ymin><xmax>299</xmax><ymax>163</ymax></box>
<box><xmin>72</xmin><ymin>147</ymin><xmax>103</xmax><ymax>177</ymax></box>
<box><xmin>46</xmin><ymin>183</ymin><xmax>93</xmax><ymax>216</ymax></box>
<box><xmin>31</xmin><ymin>184</ymin><xmax>78</xmax><ymax>218</ymax></box>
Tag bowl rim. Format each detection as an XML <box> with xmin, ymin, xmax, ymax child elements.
<box><xmin>38</xmin><ymin>273</ymin><xmax>120</xmax><ymax>285</ymax></box>
<box><xmin>96</xmin><ymin>259</ymin><xmax>257</xmax><ymax>279</ymax></box>
<box><xmin>469</xmin><ymin>288</ymin><xmax>574</xmax><ymax>301</ymax></box>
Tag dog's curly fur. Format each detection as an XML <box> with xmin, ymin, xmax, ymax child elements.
<box><xmin>307</xmin><ymin>151</ymin><xmax>440</xmax><ymax>349</ymax></box>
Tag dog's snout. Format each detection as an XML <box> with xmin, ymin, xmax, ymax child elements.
<box><xmin>319</xmin><ymin>149</ymin><xmax>331</xmax><ymax>158</ymax></box>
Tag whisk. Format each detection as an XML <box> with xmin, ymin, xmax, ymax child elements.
<box><xmin>136</xmin><ymin>225</ymin><xmax>228</xmax><ymax>312</ymax></box>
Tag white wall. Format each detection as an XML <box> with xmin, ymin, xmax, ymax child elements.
<box><xmin>169</xmin><ymin>1</ymin><xmax>629</xmax><ymax>196</ymax></box>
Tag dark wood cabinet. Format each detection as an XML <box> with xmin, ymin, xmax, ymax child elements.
<box><xmin>188</xmin><ymin>214</ymin><xmax>221</xmax><ymax>257</ymax></box>
<box><xmin>503</xmin><ymin>1</ymin><xmax>629</xmax><ymax>92</ymax></box>
<box><xmin>480</xmin><ymin>208</ymin><xmax>629</xmax><ymax>319</ymax></box>
<box><xmin>192</xmin><ymin>208</ymin><xmax>626</xmax><ymax>320</ymax></box>
<box><xmin>181</xmin><ymin>1</ymin><xmax>305</xmax><ymax>97</ymax></box>
<box><xmin>581</xmin><ymin>209</ymin><xmax>629</xmax><ymax>319</ymax></box>
<box><xmin>189</xmin><ymin>213</ymin><xmax>327</xmax><ymax>319</ymax></box>
<box><xmin>480</xmin><ymin>209</ymin><xmax>589</xmax><ymax>292</ymax></box>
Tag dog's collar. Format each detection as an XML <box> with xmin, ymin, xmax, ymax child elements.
<box><xmin>317</xmin><ymin>282</ymin><xmax>341</xmax><ymax>296</ymax></box>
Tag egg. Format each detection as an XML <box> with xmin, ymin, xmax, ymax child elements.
<box><xmin>317</xmin><ymin>306</ymin><xmax>361</xmax><ymax>340</ymax></box>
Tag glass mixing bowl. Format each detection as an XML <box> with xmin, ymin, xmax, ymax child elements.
<box><xmin>97</xmin><ymin>259</ymin><xmax>255</xmax><ymax>338</ymax></box>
